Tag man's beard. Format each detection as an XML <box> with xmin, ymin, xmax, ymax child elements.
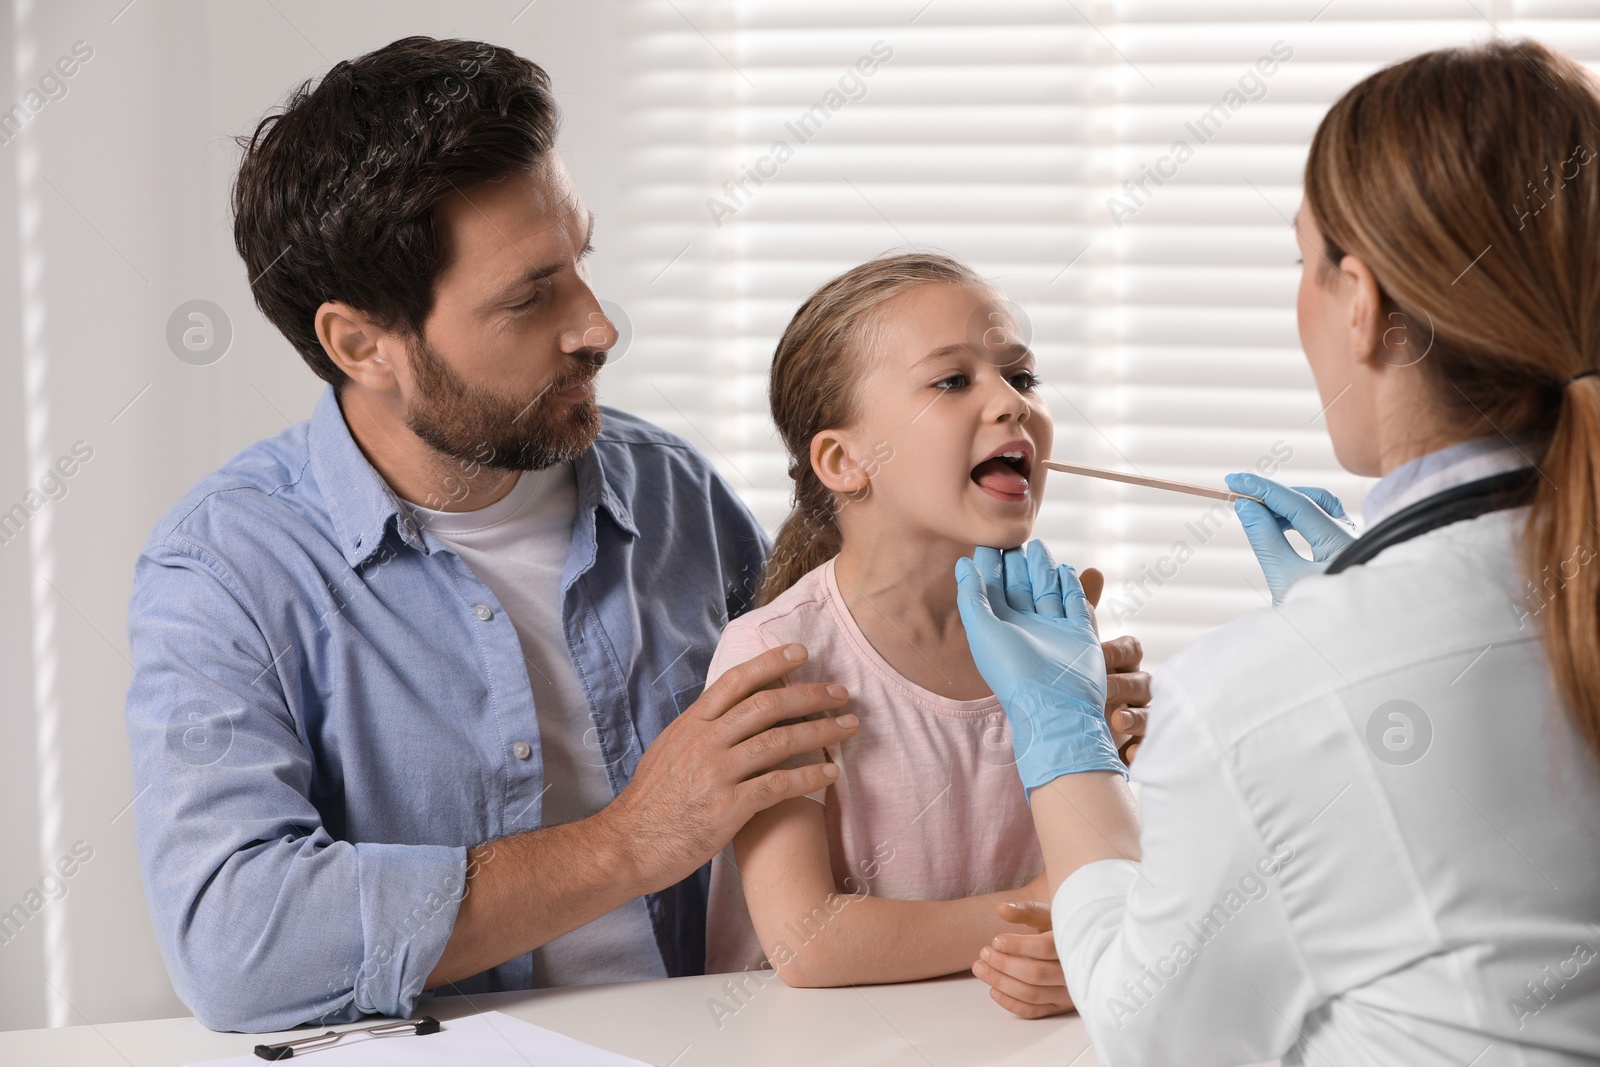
<box><xmin>404</xmin><ymin>337</ymin><xmax>606</xmax><ymax>472</ymax></box>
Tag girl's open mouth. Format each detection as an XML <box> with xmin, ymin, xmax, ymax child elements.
<box><xmin>970</xmin><ymin>441</ymin><xmax>1033</xmax><ymax>501</ymax></box>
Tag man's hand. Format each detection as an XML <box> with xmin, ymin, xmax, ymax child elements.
<box><xmin>1104</xmin><ymin>636</ymin><xmax>1149</xmax><ymax>765</ymax></box>
<box><xmin>973</xmin><ymin>899</ymin><xmax>1073</xmax><ymax>1019</ymax></box>
<box><xmin>1078</xmin><ymin>568</ymin><xmax>1150</xmax><ymax>766</ymax></box>
<box><xmin>428</xmin><ymin>643</ymin><xmax>856</xmax><ymax>988</ymax></box>
<box><xmin>598</xmin><ymin>643</ymin><xmax>859</xmax><ymax>890</ymax></box>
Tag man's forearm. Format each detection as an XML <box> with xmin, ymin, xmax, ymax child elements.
<box><xmin>424</xmin><ymin>806</ymin><xmax>647</xmax><ymax>987</ymax></box>
<box><xmin>426</xmin><ymin>643</ymin><xmax>860</xmax><ymax>988</ymax></box>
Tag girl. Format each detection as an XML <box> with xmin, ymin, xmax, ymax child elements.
<box><xmin>703</xmin><ymin>253</ymin><xmax>1135</xmax><ymax>1017</ymax></box>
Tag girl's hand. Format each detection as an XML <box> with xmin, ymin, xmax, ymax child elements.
<box><xmin>973</xmin><ymin>899</ymin><xmax>1074</xmax><ymax>1019</ymax></box>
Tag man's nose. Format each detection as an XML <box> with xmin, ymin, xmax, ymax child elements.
<box><xmin>563</xmin><ymin>294</ymin><xmax>619</xmax><ymax>353</ymax></box>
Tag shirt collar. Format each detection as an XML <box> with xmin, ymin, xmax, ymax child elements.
<box><xmin>308</xmin><ymin>386</ymin><xmax>637</xmax><ymax>569</ymax></box>
<box><xmin>1362</xmin><ymin>435</ymin><xmax>1538</xmax><ymax>527</ymax></box>
<box><xmin>577</xmin><ymin>425</ymin><xmax>639</xmax><ymax>539</ymax></box>
<box><xmin>308</xmin><ymin>387</ymin><xmax>423</xmax><ymax>568</ymax></box>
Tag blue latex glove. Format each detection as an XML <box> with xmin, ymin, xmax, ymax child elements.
<box><xmin>955</xmin><ymin>540</ymin><xmax>1125</xmax><ymax>797</ymax></box>
<box><xmin>1224</xmin><ymin>472</ymin><xmax>1357</xmax><ymax>605</ymax></box>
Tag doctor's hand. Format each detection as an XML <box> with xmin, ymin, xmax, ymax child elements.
<box><xmin>974</xmin><ymin>899</ymin><xmax>1074</xmax><ymax>1019</ymax></box>
<box><xmin>1225</xmin><ymin>472</ymin><xmax>1357</xmax><ymax>605</ymax></box>
<box><xmin>955</xmin><ymin>541</ymin><xmax>1125</xmax><ymax>795</ymax></box>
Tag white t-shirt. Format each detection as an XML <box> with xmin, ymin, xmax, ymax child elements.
<box><xmin>409</xmin><ymin>465</ymin><xmax>667</xmax><ymax>987</ymax></box>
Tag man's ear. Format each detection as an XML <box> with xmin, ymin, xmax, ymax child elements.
<box><xmin>1339</xmin><ymin>253</ymin><xmax>1386</xmax><ymax>370</ymax></box>
<box><xmin>315</xmin><ymin>300</ymin><xmax>404</xmax><ymax>391</ymax></box>
<box><xmin>810</xmin><ymin>428</ymin><xmax>869</xmax><ymax>497</ymax></box>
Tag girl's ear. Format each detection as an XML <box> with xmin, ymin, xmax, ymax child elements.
<box><xmin>811</xmin><ymin>428</ymin><xmax>869</xmax><ymax>497</ymax></box>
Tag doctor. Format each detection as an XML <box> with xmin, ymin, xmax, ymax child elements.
<box><xmin>956</xmin><ymin>39</ymin><xmax>1600</xmax><ymax>1065</ymax></box>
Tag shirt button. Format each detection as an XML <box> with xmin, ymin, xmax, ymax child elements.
<box><xmin>473</xmin><ymin>604</ymin><xmax>493</xmax><ymax>621</ymax></box>
<box><xmin>512</xmin><ymin>741</ymin><xmax>532</xmax><ymax>760</ymax></box>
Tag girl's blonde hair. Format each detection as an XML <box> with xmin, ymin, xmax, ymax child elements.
<box><xmin>758</xmin><ymin>253</ymin><xmax>990</xmax><ymax>606</ymax></box>
<box><xmin>1305</xmin><ymin>38</ymin><xmax>1600</xmax><ymax>761</ymax></box>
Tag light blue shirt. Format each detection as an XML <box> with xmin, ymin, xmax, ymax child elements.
<box><xmin>1361</xmin><ymin>434</ymin><xmax>1535</xmax><ymax>527</ymax></box>
<box><xmin>124</xmin><ymin>387</ymin><xmax>768</xmax><ymax>1032</ymax></box>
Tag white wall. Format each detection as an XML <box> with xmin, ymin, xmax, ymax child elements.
<box><xmin>0</xmin><ymin>0</ymin><xmax>630</xmax><ymax>1030</ymax></box>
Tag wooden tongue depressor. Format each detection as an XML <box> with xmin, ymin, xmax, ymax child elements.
<box><xmin>1040</xmin><ymin>460</ymin><xmax>1266</xmax><ymax>504</ymax></box>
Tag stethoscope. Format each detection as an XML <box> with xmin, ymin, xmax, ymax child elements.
<box><xmin>1326</xmin><ymin>466</ymin><xmax>1539</xmax><ymax>574</ymax></box>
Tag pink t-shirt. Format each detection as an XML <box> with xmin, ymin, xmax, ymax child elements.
<box><xmin>704</xmin><ymin>557</ymin><xmax>1044</xmax><ymax>974</ymax></box>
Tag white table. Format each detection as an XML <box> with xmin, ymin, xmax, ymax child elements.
<box><xmin>0</xmin><ymin>972</ymin><xmax>1096</xmax><ymax>1066</ymax></box>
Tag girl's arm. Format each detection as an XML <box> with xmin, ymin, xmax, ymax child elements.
<box><xmin>734</xmin><ymin>796</ymin><xmax>1044</xmax><ymax>988</ymax></box>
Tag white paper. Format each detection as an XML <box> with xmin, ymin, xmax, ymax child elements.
<box><xmin>184</xmin><ymin>1010</ymin><xmax>654</xmax><ymax>1067</ymax></box>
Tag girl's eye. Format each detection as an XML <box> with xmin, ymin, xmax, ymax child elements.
<box><xmin>934</xmin><ymin>373</ymin><xmax>969</xmax><ymax>391</ymax></box>
<box><xmin>1010</xmin><ymin>371</ymin><xmax>1041</xmax><ymax>392</ymax></box>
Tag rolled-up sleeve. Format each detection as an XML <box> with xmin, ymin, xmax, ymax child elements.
<box><xmin>1050</xmin><ymin>682</ymin><xmax>1319</xmax><ymax>1066</ymax></box>
<box><xmin>125</xmin><ymin>542</ymin><xmax>467</xmax><ymax>1032</ymax></box>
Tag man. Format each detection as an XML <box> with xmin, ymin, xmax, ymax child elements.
<box><xmin>125</xmin><ymin>36</ymin><xmax>1146</xmax><ymax>1032</ymax></box>
<box><xmin>125</xmin><ymin>36</ymin><xmax>854</xmax><ymax>1032</ymax></box>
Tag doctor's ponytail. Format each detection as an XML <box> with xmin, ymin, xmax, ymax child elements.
<box><xmin>1536</xmin><ymin>374</ymin><xmax>1600</xmax><ymax>758</ymax></box>
<box><xmin>759</xmin><ymin>253</ymin><xmax>990</xmax><ymax>607</ymax></box>
<box><xmin>1306</xmin><ymin>38</ymin><xmax>1600</xmax><ymax>761</ymax></box>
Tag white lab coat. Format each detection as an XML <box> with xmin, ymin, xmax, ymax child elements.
<box><xmin>1053</xmin><ymin>502</ymin><xmax>1600</xmax><ymax>1065</ymax></box>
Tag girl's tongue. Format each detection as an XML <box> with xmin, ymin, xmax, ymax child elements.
<box><xmin>971</xmin><ymin>457</ymin><xmax>1028</xmax><ymax>495</ymax></box>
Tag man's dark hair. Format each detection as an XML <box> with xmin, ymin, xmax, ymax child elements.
<box><xmin>232</xmin><ymin>36</ymin><xmax>559</xmax><ymax>387</ymax></box>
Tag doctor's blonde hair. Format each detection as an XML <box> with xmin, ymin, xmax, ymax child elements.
<box><xmin>1306</xmin><ymin>38</ymin><xmax>1600</xmax><ymax>761</ymax></box>
<box><xmin>759</xmin><ymin>253</ymin><xmax>992</xmax><ymax>607</ymax></box>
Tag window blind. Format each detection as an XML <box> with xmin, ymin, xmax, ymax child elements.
<box><xmin>605</xmin><ymin>0</ymin><xmax>1600</xmax><ymax>665</ymax></box>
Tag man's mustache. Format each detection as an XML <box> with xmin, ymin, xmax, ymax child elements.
<box><xmin>513</xmin><ymin>349</ymin><xmax>610</xmax><ymax>423</ymax></box>
<box><xmin>572</xmin><ymin>347</ymin><xmax>609</xmax><ymax>373</ymax></box>
<box><xmin>550</xmin><ymin>348</ymin><xmax>608</xmax><ymax>390</ymax></box>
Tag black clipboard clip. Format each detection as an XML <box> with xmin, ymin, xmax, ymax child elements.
<box><xmin>253</xmin><ymin>1016</ymin><xmax>441</xmax><ymax>1059</ymax></box>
